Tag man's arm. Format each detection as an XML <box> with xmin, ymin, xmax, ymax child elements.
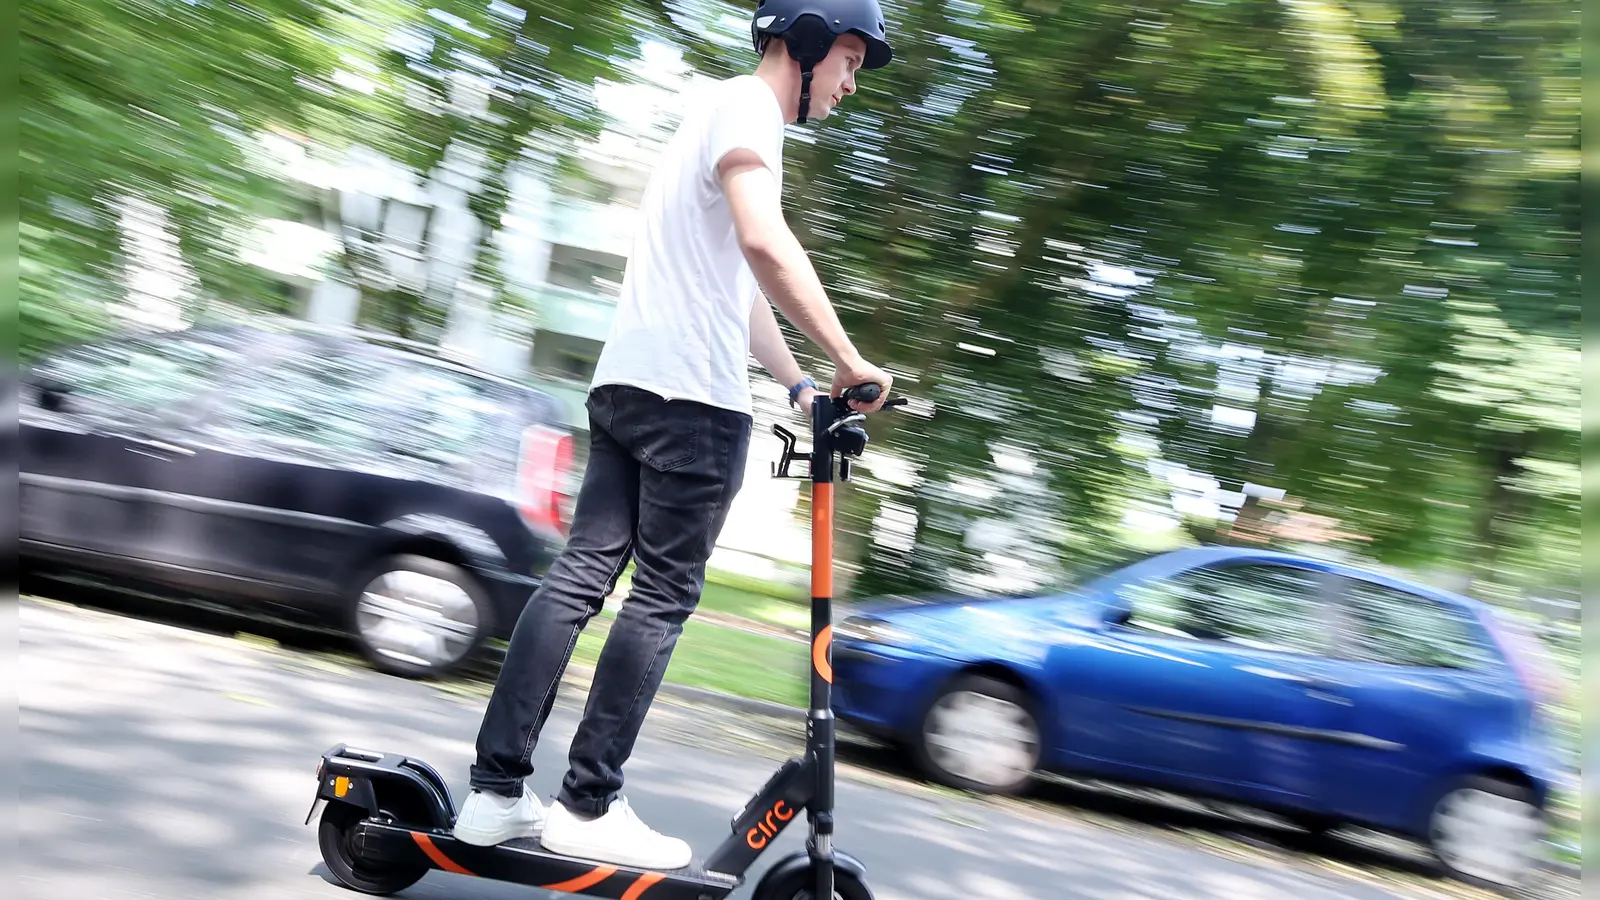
<box><xmin>719</xmin><ymin>148</ymin><xmax>893</xmax><ymax>409</ymax></box>
<box><xmin>749</xmin><ymin>291</ymin><xmax>807</xmax><ymax>390</ymax></box>
<box><xmin>719</xmin><ymin>150</ymin><xmax>861</xmax><ymax>370</ymax></box>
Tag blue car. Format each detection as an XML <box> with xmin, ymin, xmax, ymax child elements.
<box><xmin>831</xmin><ymin>546</ymin><xmax>1562</xmax><ymax>890</ymax></box>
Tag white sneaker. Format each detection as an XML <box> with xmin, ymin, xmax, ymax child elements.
<box><xmin>452</xmin><ymin>789</ymin><xmax>546</xmax><ymax>846</ymax></box>
<box><xmin>539</xmin><ymin>797</ymin><xmax>692</xmax><ymax>870</ymax></box>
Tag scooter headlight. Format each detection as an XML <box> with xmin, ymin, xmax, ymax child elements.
<box><xmin>835</xmin><ymin>615</ymin><xmax>910</xmax><ymax>647</ymax></box>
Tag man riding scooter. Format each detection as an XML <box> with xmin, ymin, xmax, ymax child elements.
<box><xmin>453</xmin><ymin>0</ymin><xmax>898</xmax><ymax>872</ymax></box>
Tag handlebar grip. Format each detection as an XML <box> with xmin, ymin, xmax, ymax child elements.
<box><xmin>843</xmin><ymin>382</ymin><xmax>883</xmax><ymax>403</ymax></box>
<box><xmin>841</xmin><ymin>382</ymin><xmax>908</xmax><ymax>409</ymax></box>
<box><xmin>846</xmin><ymin>383</ymin><xmax>881</xmax><ymax>403</ymax></box>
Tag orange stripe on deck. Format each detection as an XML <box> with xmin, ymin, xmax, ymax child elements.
<box><xmin>811</xmin><ymin>482</ymin><xmax>833</xmax><ymax>597</ymax></box>
<box><xmin>541</xmin><ymin>865</ymin><xmax>618</xmax><ymax>892</ymax></box>
<box><xmin>621</xmin><ymin>872</ymin><xmax>667</xmax><ymax>899</ymax></box>
<box><xmin>411</xmin><ymin>833</ymin><xmax>475</xmax><ymax>876</ymax></box>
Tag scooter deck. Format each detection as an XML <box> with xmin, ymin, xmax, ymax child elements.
<box><xmin>353</xmin><ymin>819</ymin><xmax>743</xmax><ymax>899</ymax></box>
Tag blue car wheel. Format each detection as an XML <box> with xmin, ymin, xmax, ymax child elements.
<box><xmin>912</xmin><ymin>673</ymin><xmax>1042</xmax><ymax>795</ymax></box>
<box><xmin>1427</xmin><ymin>774</ymin><xmax>1546</xmax><ymax>890</ymax></box>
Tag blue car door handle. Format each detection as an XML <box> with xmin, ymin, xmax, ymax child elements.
<box><xmin>1306</xmin><ymin>687</ymin><xmax>1354</xmax><ymax>706</ymax></box>
<box><xmin>1240</xmin><ymin>665</ymin><xmax>1354</xmax><ymax>705</ymax></box>
<box><xmin>1239</xmin><ymin>665</ymin><xmax>1313</xmax><ymax>683</ymax></box>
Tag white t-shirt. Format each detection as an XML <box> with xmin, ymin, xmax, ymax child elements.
<box><xmin>589</xmin><ymin>75</ymin><xmax>786</xmax><ymax>417</ymax></box>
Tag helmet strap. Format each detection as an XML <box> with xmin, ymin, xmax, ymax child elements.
<box><xmin>797</xmin><ymin>67</ymin><xmax>815</xmax><ymax>124</ymax></box>
<box><xmin>782</xmin><ymin>22</ymin><xmax>831</xmax><ymax>125</ymax></box>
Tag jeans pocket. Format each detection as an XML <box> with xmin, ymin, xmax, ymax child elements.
<box><xmin>585</xmin><ymin>385</ymin><xmax>615</xmax><ymax>432</ymax></box>
<box><xmin>631</xmin><ymin>401</ymin><xmax>700</xmax><ymax>472</ymax></box>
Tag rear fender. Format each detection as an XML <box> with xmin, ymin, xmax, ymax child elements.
<box><xmin>313</xmin><ymin>744</ymin><xmax>455</xmax><ymax>831</ymax></box>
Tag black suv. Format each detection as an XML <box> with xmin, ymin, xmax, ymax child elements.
<box><xmin>18</xmin><ymin>322</ymin><xmax>579</xmax><ymax>678</ymax></box>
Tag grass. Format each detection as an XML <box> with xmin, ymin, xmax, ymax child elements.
<box><xmin>701</xmin><ymin>566</ymin><xmax>808</xmax><ymax>602</ymax></box>
<box><xmin>611</xmin><ymin>563</ymin><xmax>814</xmax><ymax>634</ymax></box>
<box><xmin>695</xmin><ymin>580</ymin><xmax>812</xmax><ymax>631</ymax></box>
<box><xmin>1546</xmin><ymin>785</ymin><xmax>1581</xmax><ymax>866</ymax></box>
<box><xmin>568</xmin><ymin>564</ymin><xmax>814</xmax><ymax>708</ymax></box>
<box><xmin>483</xmin><ymin>565</ymin><xmax>816</xmax><ymax>709</ymax></box>
<box><xmin>570</xmin><ymin>612</ymin><xmax>809</xmax><ymax>708</ymax></box>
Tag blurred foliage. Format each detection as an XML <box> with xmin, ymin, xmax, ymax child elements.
<box><xmin>303</xmin><ymin>0</ymin><xmax>651</xmax><ymax>335</ymax></box>
<box><xmin>21</xmin><ymin>0</ymin><xmax>653</xmax><ymax>342</ymax></box>
<box><xmin>22</xmin><ymin>0</ymin><xmax>332</xmax><ymax>324</ymax></box>
<box><xmin>18</xmin><ymin>0</ymin><xmax>1579</xmax><ymax>609</ymax></box>
<box><xmin>733</xmin><ymin>0</ymin><xmax>1580</xmax><ymax>604</ymax></box>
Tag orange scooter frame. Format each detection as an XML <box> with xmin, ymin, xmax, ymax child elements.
<box><xmin>308</xmin><ymin>385</ymin><xmax>902</xmax><ymax>900</ymax></box>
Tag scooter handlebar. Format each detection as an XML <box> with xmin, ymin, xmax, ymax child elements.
<box><xmin>838</xmin><ymin>382</ymin><xmax>907</xmax><ymax>410</ymax></box>
<box><xmin>769</xmin><ymin>382</ymin><xmax>907</xmax><ymax>480</ymax></box>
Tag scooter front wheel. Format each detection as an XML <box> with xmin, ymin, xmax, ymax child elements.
<box><xmin>318</xmin><ymin>802</ymin><xmax>428</xmax><ymax>895</ymax></box>
<box><xmin>752</xmin><ymin>865</ymin><xmax>873</xmax><ymax>900</ymax></box>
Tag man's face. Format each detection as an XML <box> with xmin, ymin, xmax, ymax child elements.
<box><xmin>807</xmin><ymin>34</ymin><xmax>867</xmax><ymax>120</ymax></box>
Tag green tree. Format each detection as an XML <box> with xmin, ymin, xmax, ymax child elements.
<box><xmin>21</xmin><ymin>0</ymin><xmax>342</xmax><ymax>344</ymax></box>
<box><xmin>302</xmin><ymin>0</ymin><xmax>652</xmax><ymax>337</ymax></box>
<box><xmin>19</xmin><ymin>0</ymin><xmax>1577</xmax><ymax>605</ymax></box>
<box><xmin>20</xmin><ymin>0</ymin><xmax>661</xmax><ymax>348</ymax></box>
<box><xmin>642</xmin><ymin>0</ymin><xmax>1579</xmax><ymax>601</ymax></box>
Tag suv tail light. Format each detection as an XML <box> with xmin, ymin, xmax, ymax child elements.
<box><xmin>516</xmin><ymin>425</ymin><xmax>576</xmax><ymax>539</ymax></box>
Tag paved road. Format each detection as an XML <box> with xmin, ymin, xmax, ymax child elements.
<box><xmin>17</xmin><ymin>597</ymin><xmax>1440</xmax><ymax>900</ymax></box>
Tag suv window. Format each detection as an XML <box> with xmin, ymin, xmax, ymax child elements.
<box><xmin>202</xmin><ymin>340</ymin><xmax>527</xmax><ymax>471</ymax></box>
<box><xmin>1123</xmin><ymin>563</ymin><xmax>1332</xmax><ymax>657</ymax></box>
<box><xmin>1335</xmin><ymin>577</ymin><xmax>1491</xmax><ymax>670</ymax></box>
<box><xmin>24</xmin><ymin>332</ymin><xmax>243</xmax><ymax>427</ymax></box>
<box><xmin>372</xmin><ymin>363</ymin><xmax>517</xmax><ymax>466</ymax></box>
<box><xmin>200</xmin><ymin>340</ymin><xmax>398</xmax><ymax>458</ymax></box>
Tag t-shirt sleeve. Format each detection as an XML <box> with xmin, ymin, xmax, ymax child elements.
<box><xmin>703</xmin><ymin>81</ymin><xmax>783</xmax><ymax>184</ymax></box>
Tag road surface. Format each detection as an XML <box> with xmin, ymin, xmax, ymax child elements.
<box><xmin>17</xmin><ymin>596</ymin><xmax>1468</xmax><ymax>900</ymax></box>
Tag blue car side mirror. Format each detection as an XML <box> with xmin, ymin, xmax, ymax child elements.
<box><xmin>1104</xmin><ymin>600</ymin><xmax>1133</xmax><ymax>628</ymax></box>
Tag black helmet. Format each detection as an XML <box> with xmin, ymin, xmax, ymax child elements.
<box><xmin>750</xmin><ymin>0</ymin><xmax>894</xmax><ymax>122</ymax></box>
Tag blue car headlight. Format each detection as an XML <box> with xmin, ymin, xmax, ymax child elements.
<box><xmin>835</xmin><ymin>615</ymin><xmax>912</xmax><ymax>648</ymax></box>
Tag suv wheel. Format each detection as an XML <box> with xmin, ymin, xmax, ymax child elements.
<box><xmin>348</xmin><ymin>554</ymin><xmax>491</xmax><ymax>679</ymax></box>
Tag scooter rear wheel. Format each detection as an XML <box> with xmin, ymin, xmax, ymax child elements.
<box><xmin>318</xmin><ymin>802</ymin><xmax>428</xmax><ymax>895</ymax></box>
<box><xmin>753</xmin><ymin>865</ymin><xmax>873</xmax><ymax>900</ymax></box>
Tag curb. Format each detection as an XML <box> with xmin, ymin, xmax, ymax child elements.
<box><xmin>652</xmin><ymin>677</ymin><xmax>807</xmax><ymax>720</ymax></box>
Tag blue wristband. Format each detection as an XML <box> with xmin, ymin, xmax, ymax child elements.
<box><xmin>788</xmin><ymin>376</ymin><xmax>818</xmax><ymax>407</ymax></box>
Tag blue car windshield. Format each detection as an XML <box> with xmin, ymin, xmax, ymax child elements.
<box><xmin>1020</xmin><ymin>549</ymin><xmax>1166</xmax><ymax>598</ymax></box>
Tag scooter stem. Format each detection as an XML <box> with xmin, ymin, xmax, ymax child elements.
<box><xmin>806</xmin><ymin>394</ymin><xmax>838</xmax><ymax>900</ymax></box>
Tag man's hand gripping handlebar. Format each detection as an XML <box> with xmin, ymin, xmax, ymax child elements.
<box><xmin>771</xmin><ymin>382</ymin><xmax>906</xmax><ymax>482</ymax></box>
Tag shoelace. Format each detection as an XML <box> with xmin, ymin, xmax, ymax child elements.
<box><xmin>611</xmin><ymin>798</ymin><xmax>660</xmax><ymax>836</ymax></box>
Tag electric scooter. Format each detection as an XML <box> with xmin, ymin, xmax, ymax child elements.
<box><xmin>308</xmin><ymin>383</ymin><xmax>906</xmax><ymax>900</ymax></box>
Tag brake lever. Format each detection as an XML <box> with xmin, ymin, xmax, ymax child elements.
<box><xmin>827</xmin><ymin>412</ymin><xmax>867</xmax><ymax>434</ymax></box>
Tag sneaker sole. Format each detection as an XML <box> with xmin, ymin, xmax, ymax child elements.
<box><xmin>536</xmin><ymin>833</ymin><xmax>690</xmax><ymax>871</ymax></box>
<box><xmin>452</xmin><ymin>822</ymin><xmax>545</xmax><ymax>847</ymax></box>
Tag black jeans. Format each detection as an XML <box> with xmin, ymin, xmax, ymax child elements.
<box><xmin>469</xmin><ymin>384</ymin><xmax>752</xmax><ymax>816</ymax></box>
